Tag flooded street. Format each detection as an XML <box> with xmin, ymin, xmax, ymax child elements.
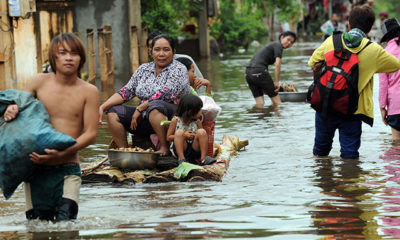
<box><xmin>1</xmin><ymin>41</ymin><xmax>400</xmax><ymax>239</ymax></box>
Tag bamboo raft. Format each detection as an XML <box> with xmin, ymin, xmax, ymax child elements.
<box><xmin>81</xmin><ymin>135</ymin><xmax>248</xmax><ymax>183</ymax></box>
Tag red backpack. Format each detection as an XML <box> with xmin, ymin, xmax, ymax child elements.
<box><xmin>308</xmin><ymin>34</ymin><xmax>371</xmax><ymax>116</ymax></box>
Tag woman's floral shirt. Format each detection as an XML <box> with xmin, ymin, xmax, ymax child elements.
<box><xmin>118</xmin><ymin>59</ymin><xmax>190</xmax><ymax>104</ymax></box>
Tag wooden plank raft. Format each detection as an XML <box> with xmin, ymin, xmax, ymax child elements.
<box><xmin>81</xmin><ymin>135</ymin><xmax>248</xmax><ymax>183</ymax></box>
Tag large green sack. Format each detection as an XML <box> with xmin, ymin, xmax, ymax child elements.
<box><xmin>0</xmin><ymin>89</ymin><xmax>76</xmax><ymax>199</ymax></box>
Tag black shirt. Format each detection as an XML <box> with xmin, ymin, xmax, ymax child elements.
<box><xmin>247</xmin><ymin>42</ymin><xmax>283</xmax><ymax>69</ymax></box>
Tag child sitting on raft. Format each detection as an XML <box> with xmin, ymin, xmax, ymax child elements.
<box><xmin>167</xmin><ymin>94</ymin><xmax>216</xmax><ymax>165</ymax></box>
<box><xmin>175</xmin><ymin>57</ymin><xmax>213</xmax><ymax>97</ymax></box>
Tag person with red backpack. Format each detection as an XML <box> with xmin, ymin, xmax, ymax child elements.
<box><xmin>308</xmin><ymin>6</ymin><xmax>400</xmax><ymax>159</ymax></box>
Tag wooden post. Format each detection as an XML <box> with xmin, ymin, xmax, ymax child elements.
<box><xmin>198</xmin><ymin>0</ymin><xmax>210</xmax><ymax>58</ymax></box>
<box><xmin>86</xmin><ymin>29</ymin><xmax>96</xmax><ymax>85</ymax></box>
<box><xmin>139</xmin><ymin>23</ymin><xmax>148</xmax><ymax>64</ymax></box>
<box><xmin>0</xmin><ymin>0</ymin><xmax>15</xmax><ymax>90</ymax></box>
<box><xmin>130</xmin><ymin>25</ymin><xmax>140</xmax><ymax>74</ymax></box>
<box><xmin>128</xmin><ymin>0</ymin><xmax>143</xmax><ymax>68</ymax></box>
<box><xmin>103</xmin><ymin>25</ymin><xmax>115</xmax><ymax>99</ymax></box>
<box><xmin>128</xmin><ymin>0</ymin><xmax>141</xmax><ymax>32</ymax></box>
<box><xmin>97</xmin><ymin>28</ymin><xmax>107</xmax><ymax>102</ymax></box>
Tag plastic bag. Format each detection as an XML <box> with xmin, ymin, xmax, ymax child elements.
<box><xmin>0</xmin><ymin>89</ymin><xmax>76</xmax><ymax>199</ymax></box>
<box><xmin>200</xmin><ymin>96</ymin><xmax>221</xmax><ymax>121</ymax></box>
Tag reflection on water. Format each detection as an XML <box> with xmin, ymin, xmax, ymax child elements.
<box><xmin>311</xmin><ymin>157</ymin><xmax>372</xmax><ymax>239</ymax></box>
<box><xmin>375</xmin><ymin>142</ymin><xmax>400</xmax><ymax>239</ymax></box>
<box><xmin>247</xmin><ymin>105</ymin><xmax>281</xmax><ymax>119</ymax></box>
<box><xmin>1</xmin><ymin>42</ymin><xmax>400</xmax><ymax>239</ymax></box>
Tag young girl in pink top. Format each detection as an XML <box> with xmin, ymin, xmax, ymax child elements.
<box><xmin>379</xmin><ymin>18</ymin><xmax>400</xmax><ymax>140</ymax></box>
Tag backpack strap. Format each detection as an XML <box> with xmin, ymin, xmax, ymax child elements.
<box><xmin>333</xmin><ymin>34</ymin><xmax>352</xmax><ymax>61</ymax></box>
<box><xmin>356</xmin><ymin>40</ymin><xmax>372</xmax><ymax>54</ymax></box>
<box><xmin>332</xmin><ymin>33</ymin><xmax>343</xmax><ymax>52</ymax></box>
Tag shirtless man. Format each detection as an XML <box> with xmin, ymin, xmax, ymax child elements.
<box><xmin>4</xmin><ymin>33</ymin><xmax>99</xmax><ymax>221</ymax></box>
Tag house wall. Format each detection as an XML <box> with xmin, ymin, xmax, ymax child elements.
<box><xmin>74</xmin><ymin>0</ymin><xmax>131</xmax><ymax>91</ymax></box>
<box><xmin>13</xmin><ymin>17</ymin><xmax>38</xmax><ymax>89</ymax></box>
<box><xmin>0</xmin><ymin>0</ymin><xmax>76</xmax><ymax>90</ymax></box>
<box><xmin>36</xmin><ymin>10</ymin><xmax>74</xmax><ymax>65</ymax></box>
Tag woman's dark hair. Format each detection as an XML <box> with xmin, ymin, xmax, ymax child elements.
<box><xmin>348</xmin><ymin>6</ymin><xmax>375</xmax><ymax>34</ymax></box>
<box><xmin>176</xmin><ymin>94</ymin><xmax>203</xmax><ymax>122</ymax></box>
<box><xmin>279</xmin><ymin>31</ymin><xmax>297</xmax><ymax>43</ymax></box>
<box><xmin>384</xmin><ymin>29</ymin><xmax>400</xmax><ymax>45</ymax></box>
<box><xmin>146</xmin><ymin>30</ymin><xmax>163</xmax><ymax>48</ymax></box>
<box><xmin>175</xmin><ymin>57</ymin><xmax>193</xmax><ymax>70</ymax></box>
<box><xmin>49</xmin><ymin>33</ymin><xmax>86</xmax><ymax>76</ymax></box>
<box><xmin>151</xmin><ymin>34</ymin><xmax>176</xmax><ymax>52</ymax></box>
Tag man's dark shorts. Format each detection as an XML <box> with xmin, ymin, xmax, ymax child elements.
<box><xmin>245</xmin><ymin>67</ymin><xmax>278</xmax><ymax>98</ymax></box>
<box><xmin>106</xmin><ymin>100</ymin><xmax>177</xmax><ymax>136</ymax></box>
<box><xmin>386</xmin><ymin>114</ymin><xmax>400</xmax><ymax>131</ymax></box>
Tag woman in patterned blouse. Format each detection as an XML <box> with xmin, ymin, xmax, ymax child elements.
<box><xmin>99</xmin><ymin>34</ymin><xmax>190</xmax><ymax>155</ymax></box>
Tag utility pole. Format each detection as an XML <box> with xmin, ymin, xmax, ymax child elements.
<box><xmin>198</xmin><ymin>0</ymin><xmax>210</xmax><ymax>58</ymax></box>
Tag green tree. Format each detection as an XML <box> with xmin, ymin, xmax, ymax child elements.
<box><xmin>255</xmin><ymin>0</ymin><xmax>302</xmax><ymax>40</ymax></box>
<box><xmin>141</xmin><ymin>1</ymin><xmax>182</xmax><ymax>37</ymax></box>
<box><xmin>210</xmin><ymin>0</ymin><xmax>302</xmax><ymax>53</ymax></box>
<box><xmin>141</xmin><ymin>0</ymin><xmax>202</xmax><ymax>38</ymax></box>
<box><xmin>141</xmin><ymin>0</ymin><xmax>302</xmax><ymax>54</ymax></box>
<box><xmin>373</xmin><ymin>0</ymin><xmax>400</xmax><ymax>19</ymax></box>
<box><xmin>210</xmin><ymin>0</ymin><xmax>267</xmax><ymax>53</ymax></box>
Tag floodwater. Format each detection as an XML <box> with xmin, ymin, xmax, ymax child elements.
<box><xmin>1</xmin><ymin>41</ymin><xmax>400</xmax><ymax>239</ymax></box>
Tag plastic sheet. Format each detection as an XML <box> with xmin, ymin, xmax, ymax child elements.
<box><xmin>200</xmin><ymin>96</ymin><xmax>221</xmax><ymax>121</ymax></box>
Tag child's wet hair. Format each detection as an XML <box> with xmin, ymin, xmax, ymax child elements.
<box><xmin>176</xmin><ymin>57</ymin><xmax>193</xmax><ymax>71</ymax></box>
<box><xmin>176</xmin><ymin>94</ymin><xmax>203</xmax><ymax>122</ymax></box>
<box><xmin>146</xmin><ymin>30</ymin><xmax>163</xmax><ymax>48</ymax></box>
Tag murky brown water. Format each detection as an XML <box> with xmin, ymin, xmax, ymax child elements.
<box><xmin>1</xmin><ymin>41</ymin><xmax>400</xmax><ymax>239</ymax></box>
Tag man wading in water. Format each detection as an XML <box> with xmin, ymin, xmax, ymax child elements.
<box><xmin>245</xmin><ymin>31</ymin><xmax>297</xmax><ymax>107</ymax></box>
<box><xmin>4</xmin><ymin>33</ymin><xmax>99</xmax><ymax>221</ymax></box>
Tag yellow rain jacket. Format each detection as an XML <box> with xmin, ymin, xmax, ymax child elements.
<box><xmin>308</xmin><ymin>35</ymin><xmax>400</xmax><ymax>126</ymax></box>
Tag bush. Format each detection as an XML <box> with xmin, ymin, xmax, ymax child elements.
<box><xmin>210</xmin><ymin>0</ymin><xmax>267</xmax><ymax>53</ymax></box>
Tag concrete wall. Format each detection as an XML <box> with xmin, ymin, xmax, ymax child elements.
<box><xmin>74</xmin><ymin>0</ymin><xmax>130</xmax><ymax>90</ymax></box>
